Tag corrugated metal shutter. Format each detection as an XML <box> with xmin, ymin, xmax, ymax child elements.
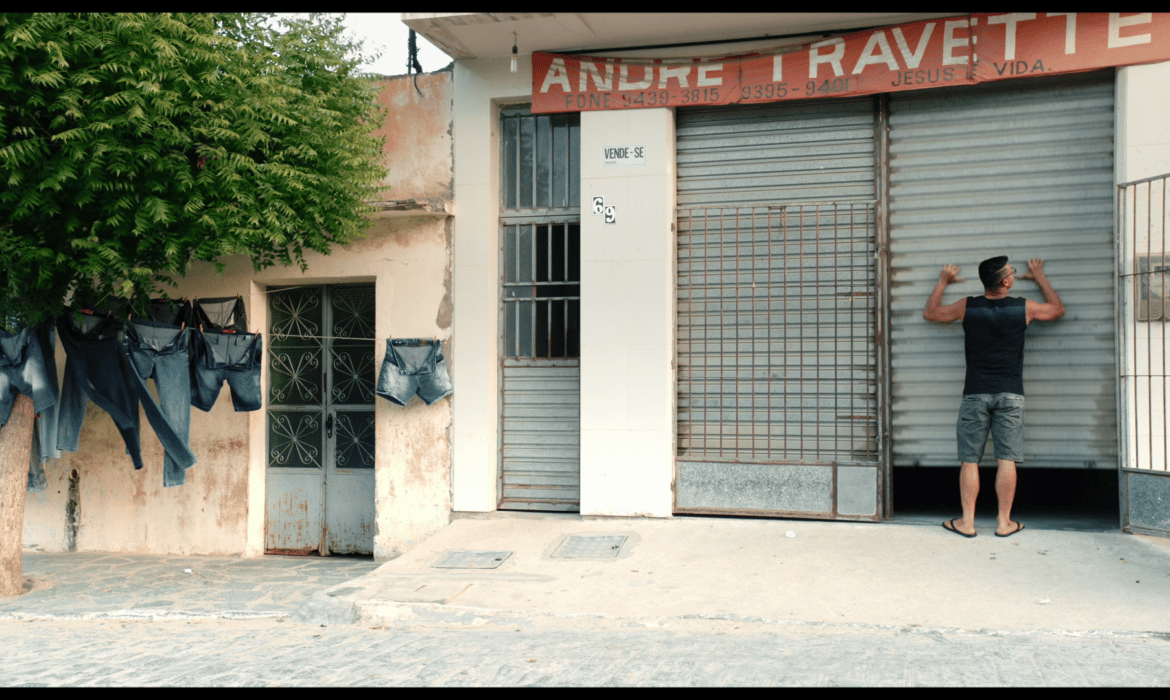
<box><xmin>677</xmin><ymin>98</ymin><xmax>878</xmax><ymax>207</ymax></box>
<box><xmin>500</xmin><ymin>363</ymin><xmax>580</xmax><ymax>510</ymax></box>
<box><xmin>674</xmin><ymin>99</ymin><xmax>881</xmax><ymax>518</ymax></box>
<box><xmin>889</xmin><ymin>72</ymin><xmax>1117</xmax><ymax>469</ymax></box>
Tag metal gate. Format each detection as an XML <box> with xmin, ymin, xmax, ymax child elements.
<box><xmin>499</xmin><ymin>221</ymin><xmax>581</xmax><ymax>510</ymax></box>
<box><xmin>265</xmin><ymin>283</ymin><xmax>376</xmax><ymax>554</ymax></box>
<box><xmin>888</xmin><ymin>72</ymin><xmax>1117</xmax><ymax>471</ymax></box>
<box><xmin>1118</xmin><ymin>172</ymin><xmax>1170</xmax><ymax>537</ymax></box>
<box><xmin>674</xmin><ymin>98</ymin><xmax>882</xmax><ymax>519</ymax></box>
<box><xmin>498</xmin><ymin>105</ymin><xmax>581</xmax><ymax>511</ymax></box>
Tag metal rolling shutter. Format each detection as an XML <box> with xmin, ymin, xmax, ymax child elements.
<box><xmin>500</xmin><ymin>364</ymin><xmax>580</xmax><ymax>510</ymax></box>
<box><xmin>674</xmin><ymin>98</ymin><xmax>881</xmax><ymax>518</ymax></box>
<box><xmin>888</xmin><ymin>72</ymin><xmax>1117</xmax><ymax>469</ymax></box>
<box><xmin>677</xmin><ymin>98</ymin><xmax>879</xmax><ymax>208</ymax></box>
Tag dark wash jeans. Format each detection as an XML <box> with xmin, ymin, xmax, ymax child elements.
<box><xmin>191</xmin><ymin>330</ymin><xmax>262</xmax><ymax>412</ymax></box>
<box><xmin>145</xmin><ymin>297</ymin><xmax>194</xmax><ymax>328</ymax></box>
<box><xmin>57</xmin><ymin>310</ymin><xmax>197</xmax><ymax>484</ymax></box>
<box><xmin>192</xmin><ymin>297</ymin><xmax>248</xmax><ymax>333</ymax></box>
<box><xmin>125</xmin><ymin>320</ymin><xmax>198</xmax><ymax>487</ymax></box>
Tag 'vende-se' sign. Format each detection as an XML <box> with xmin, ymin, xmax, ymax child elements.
<box><xmin>533</xmin><ymin>13</ymin><xmax>1170</xmax><ymax>114</ymax></box>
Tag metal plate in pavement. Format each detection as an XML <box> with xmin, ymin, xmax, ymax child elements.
<box><xmin>552</xmin><ymin>535</ymin><xmax>627</xmax><ymax>558</ymax></box>
<box><xmin>432</xmin><ymin>551</ymin><xmax>512</xmax><ymax>569</ymax></box>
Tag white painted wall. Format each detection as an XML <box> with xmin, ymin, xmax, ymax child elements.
<box><xmin>451</xmin><ymin>56</ymin><xmax>533</xmax><ymax>512</ymax></box>
<box><xmin>578</xmin><ymin>108</ymin><xmax>676</xmax><ymax>517</ymax></box>
<box><xmin>451</xmin><ymin>55</ymin><xmax>680</xmax><ymax>516</ymax></box>
<box><xmin>1117</xmin><ymin>61</ymin><xmax>1170</xmax><ymax>183</ymax></box>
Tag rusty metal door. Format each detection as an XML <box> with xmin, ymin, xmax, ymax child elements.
<box><xmin>1118</xmin><ymin>173</ymin><xmax>1170</xmax><ymax>537</ymax></box>
<box><xmin>265</xmin><ymin>284</ymin><xmax>376</xmax><ymax>554</ymax></box>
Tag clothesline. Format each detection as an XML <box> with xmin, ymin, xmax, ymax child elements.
<box><xmin>271</xmin><ymin>334</ymin><xmax>443</xmax><ymax>342</ymax></box>
<box><xmin>271</xmin><ymin>334</ymin><xmax>380</xmax><ymax>342</ymax></box>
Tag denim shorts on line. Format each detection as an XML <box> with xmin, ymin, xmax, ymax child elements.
<box><xmin>376</xmin><ymin>339</ymin><xmax>453</xmax><ymax>406</ymax></box>
<box><xmin>956</xmin><ymin>392</ymin><xmax>1025</xmax><ymax>464</ymax></box>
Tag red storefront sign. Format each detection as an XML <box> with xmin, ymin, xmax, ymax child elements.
<box><xmin>533</xmin><ymin>13</ymin><xmax>1170</xmax><ymax>114</ymax></box>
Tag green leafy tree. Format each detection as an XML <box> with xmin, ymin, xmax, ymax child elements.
<box><xmin>0</xmin><ymin>12</ymin><xmax>388</xmax><ymax>595</ymax></box>
<box><xmin>0</xmin><ymin>12</ymin><xmax>387</xmax><ymax>319</ymax></box>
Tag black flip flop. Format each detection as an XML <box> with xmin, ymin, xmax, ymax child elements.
<box><xmin>943</xmin><ymin>518</ymin><xmax>977</xmax><ymax>538</ymax></box>
<box><xmin>995</xmin><ymin>522</ymin><xmax>1025</xmax><ymax>538</ymax></box>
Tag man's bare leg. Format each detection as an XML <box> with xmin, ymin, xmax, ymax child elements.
<box><xmin>954</xmin><ymin>461</ymin><xmax>980</xmax><ymax>535</ymax></box>
<box><xmin>995</xmin><ymin>458</ymin><xmax>1020</xmax><ymax>535</ymax></box>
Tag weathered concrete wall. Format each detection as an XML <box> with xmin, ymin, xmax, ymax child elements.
<box><xmin>24</xmin><ymin>332</ymin><xmax>251</xmax><ymax>555</ymax></box>
<box><xmin>24</xmin><ymin>70</ymin><xmax>454</xmax><ymax>558</ymax></box>
<box><xmin>372</xmin><ymin>69</ymin><xmax>455</xmax><ymax>205</ymax></box>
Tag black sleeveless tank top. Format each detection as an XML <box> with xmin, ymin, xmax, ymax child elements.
<box><xmin>962</xmin><ymin>296</ymin><xmax>1027</xmax><ymax>396</ymax></box>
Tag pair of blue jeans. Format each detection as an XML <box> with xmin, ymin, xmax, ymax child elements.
<box><xmin>0</xmin><ymin>323</ymin><xmax>59</xmax><ymax>492</ymax></box>
<box><xmin>125</xmin><ymin>320</ymin><xmax>198</xmax><ymax>486</ymax></box>
<box><xmin>191</xmin><ymin>330</ymin><xmax>263</xmax><ymax>412</ymax></box>
<box><xmin>57</xmin><ymin>310</ymin><xmax>197</xmax><ymax>485</ymax></box>
<box><xmin>0</xmin><ymin>323</ymin><xmax>58</xmax><ymax>428</ymax></box>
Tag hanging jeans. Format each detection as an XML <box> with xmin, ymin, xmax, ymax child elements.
<box><xmin>0</xmin><ymin>324</ymin><xmax>59</xmax><ymax>491</ymax></box>
<box><xmin>376</xmin><ymin>339</ymin><xmax>453</xmax><ymax>406</ymax></box>
<box><xmin>125</xmin><ymin>320</ymin><xmax>198</xmax><ymax>487</ymax></box>
<box><xmin>144</xmin><ymin>297</ymin><xmax>194</xmax><ymax>328</ymax></box>
<box><xmin>0</xmin><ymin>324</ymin><xmax>58</xmax><ymax>427</ymax></box>
<box><xmin>191</xmin><ymin>297</ymin><xmax>248</xmax><ymax>333</ymax></box>
<box><xmin>57</xmin><ymin>311</ymin><xmax>143</xmax><ymax>469</ymax></box>
<box><xmin>30</xmin><ymin>322</ymin><xmax>61</xmax><ymax>491</ymax></box>
<box><xmin>57</xmin><ymin>311</ymin><xmax>197</xmax><ymax>483</ymax></box>
<box><xmin>191</xmin><ymin>330</ymin><xmax>263</xmax><ymax>412</ymax></box>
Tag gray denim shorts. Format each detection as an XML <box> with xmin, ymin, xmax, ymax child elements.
<box><xmin>956</xmin><ymin>392</ymin><xmax>1025</xmax><ymax>464</ymax></box>
<box><xmin>375</xmin><ymin>339</ymin><xmax>453</xmax><ymax>406</ymax></box>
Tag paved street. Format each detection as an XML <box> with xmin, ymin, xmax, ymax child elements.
<box><xmin>3</xmin><ymin>514</ymin><xmax>1170</xmax><ymax>686</ymax></box>
<box><xmin>2</xmin><ymin>617</ymin><xmax>1169</xmax><ymax>686</ymax></box>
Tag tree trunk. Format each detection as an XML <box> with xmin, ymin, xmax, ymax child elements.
<box><xmin>0</xmin><ymin>393</ymin><xmax>35</xmax><ymax>597</ymax></box>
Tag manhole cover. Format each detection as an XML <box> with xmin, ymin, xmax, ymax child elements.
<box><xmin>432</xmin><ymin>550</ymin><xmax>512</xmax><ymax>569</ymax></box>
<box><xmin>552</xmin><ymin>535</ymin><xmax>627</xmax><ymax>558</ymax></box>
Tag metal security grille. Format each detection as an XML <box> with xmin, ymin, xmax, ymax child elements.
<box><xmin>1119</xmin><ymin>173</ymin><xmax>1170</xmax><ymax>473</ymax></box>
<box><xmin>676</xmin><ymin>203</ymin><xmax>878</xmax><ymax>464</ymax></box>
<box><xmin>265</xmin><ymin>283</ymin><xmax>376</xmax><ymax>555</ymax></box>
<box><xmin>501</xmin><ymin>107</ymin><xmax>579</xmax><ymax>211</ymax></box>
<box><xmin>674</xmin><ymin>98</ymin><xmax>880</xmax><ymax>519</ymax></box>
<box><xmin>1118</xmin><ymin>173</ymin><xmax>1170</xmax><ymax>537</ymax></box>
<box><xmin>502</xmin><ymin>222</ymin><xmax>580</xmax><ymax>359</ymax></box>
<box><xmin>499</xmin><ymin>105</ymin><xmax>581</xmax><ymax>512</ymax></box>
<box><xmin>267</xmin><ymin>284</ymin><xmax>376</xmax><ymax>471</ymax></box>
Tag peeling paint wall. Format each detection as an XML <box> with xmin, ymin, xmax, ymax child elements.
<box><xmin>372</xmin><ymin>69</ymin><xmax>454</xmax><ymax>204</ymax></box>
<box><xmin>23</xmin><ymin>70</ymin><xmax>455</xmax><ymax>558</ymax></box>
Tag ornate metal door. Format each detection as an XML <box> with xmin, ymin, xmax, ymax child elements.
<box><xmin>265</xmin><ymin>284</ymin><xmax>376</xmax><ymax>555</ymax></box>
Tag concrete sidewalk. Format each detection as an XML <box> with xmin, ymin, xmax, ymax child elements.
<box><xmin>298</xmin><ymin>512</ymin><xmax>1170</xmax><ymax>635</ymax></box>
<box><xmin>4</xmin><ymin>513</ymin><xmax>1169</xmax><ymax>637</ymax></box>
<box><xmin>1</xmin><ymin>551</ymin><xmax>378</xmax><ymax>621</ymax></box>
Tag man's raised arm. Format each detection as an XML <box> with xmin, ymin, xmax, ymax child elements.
<box><xmin>923</xmin><ymin>264</ymin><xmax>967</xmax><ymax>323</ymax></box>
<box><xmin>1023</xmin><ymin>258</ymin><xmax>1064</xmax><ymax>323</ymax></box>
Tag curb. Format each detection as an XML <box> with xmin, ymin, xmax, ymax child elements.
<box><xmin>348</xmin><ymin>598</ymin><xmax>1170</xmax><ymax>640</ymax></box>
<box><xmin>0</xmin><ymin>609</ymin><xmax>288</xmax><ymax>622</ymax></box>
